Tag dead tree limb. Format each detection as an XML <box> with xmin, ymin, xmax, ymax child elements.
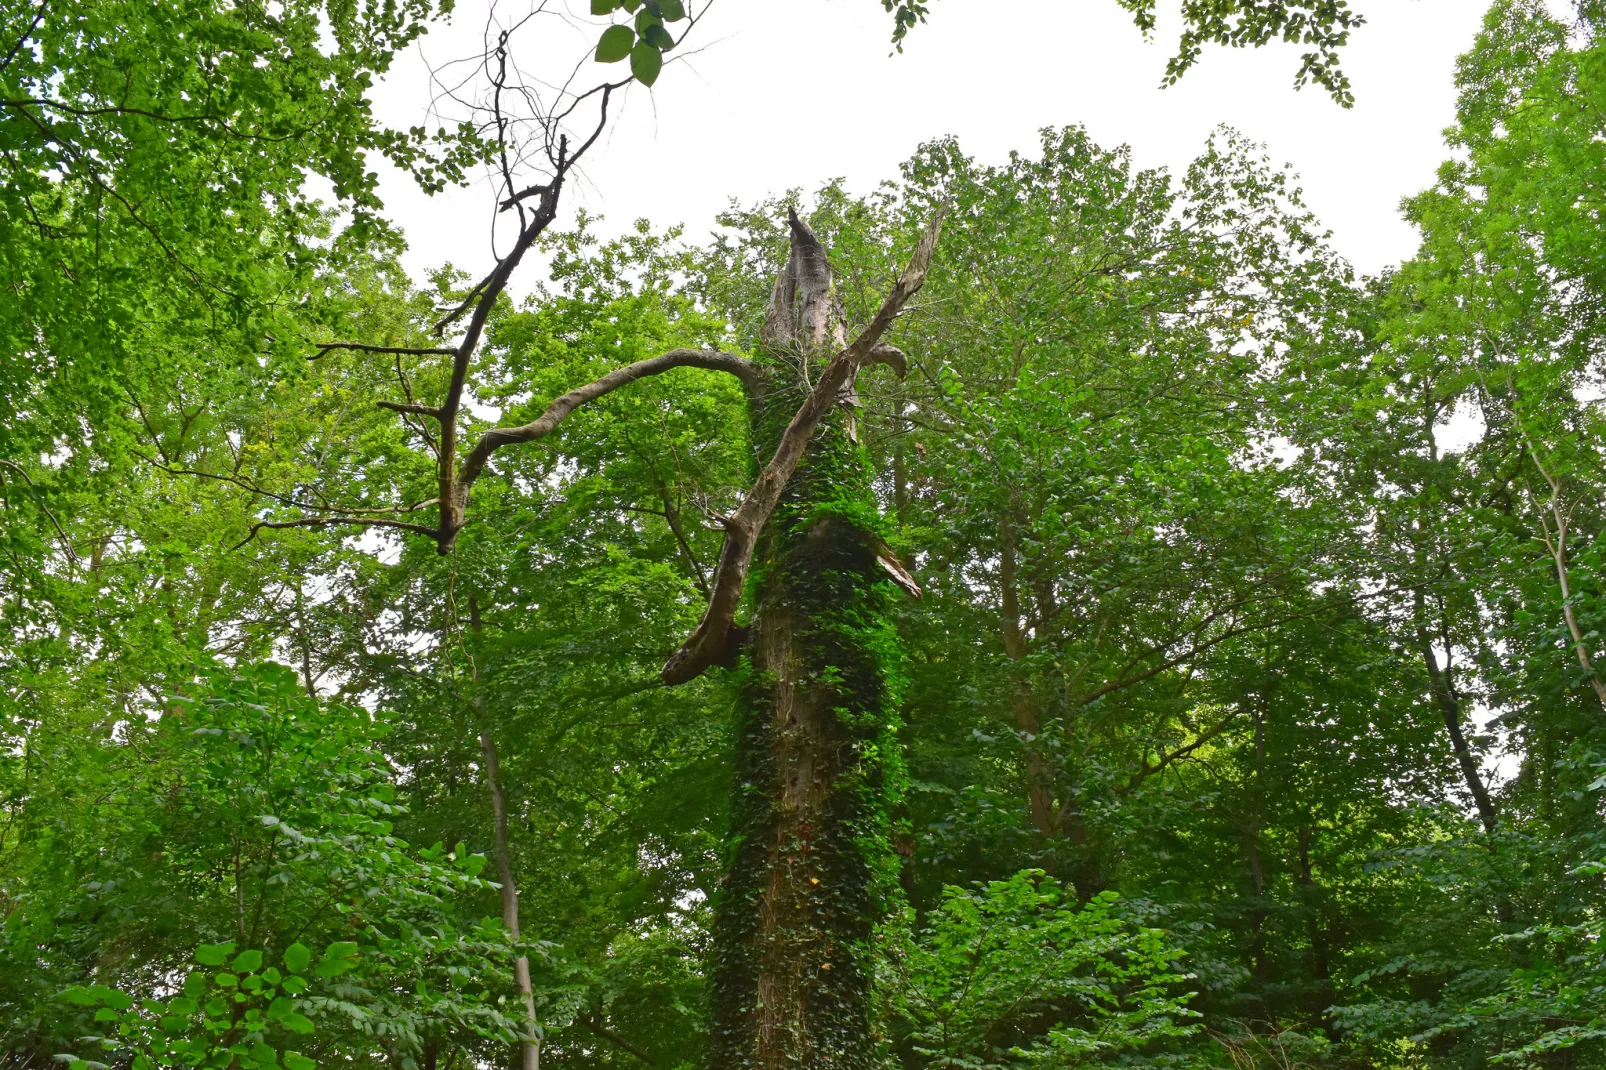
<box><xmin>455</xmin><ymin>349</ymin><xmax>761</xmax><ymax>491</ymax></box>
<box><xmin>659</xmin><ymin>205</ymin><xmax>946</xmax><ymax>685</ymax></box>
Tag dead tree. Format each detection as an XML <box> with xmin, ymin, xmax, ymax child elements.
<box><xmin>221</xmin><ymin>6</ymin><xmax>942</xmax><ymax>1061</ymax></box>
<box><xmin>305</xmin><ymin>206</ymin><xmax>941</xmax><ymax>1066</ymax></box>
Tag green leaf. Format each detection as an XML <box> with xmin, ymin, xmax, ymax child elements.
<box><xmin>642</xmin><ymin>23</ymin><xmax>675</xmax><ymax>51</ymax></box>
<box><xmin>183</xmin><ymin>972</ymin><xmax>208</xmax><ymax>998</ymax></box>
<box><xmin>590</xmin><ymin>0</ymin><xmax>619</xmax><ymax>11</ymax></box>
<box><xmin>195</xmin><ymin>943</ymin><xmax>234</xmax><ymax>967</ymax></box>
<box><xmin>94</xmin><ymin>1007</ymin><xmax>120</xmax><ymax>1021</ymax></box>
<box><xmin>634</xmin><ymin>8</ymin><xmax>662</xmax><ymax>33</ymax></box>
<box><xmin>280</xmin><ymin>976</ymin><xmax>309</xmax><ymax>995</ymax></box>
<box><xmin>659</xmin><ymin>0</ymin><xmax>685</xmax><ymax>19</ymax></box>
<box><xmin>267</xmin><ymin>996</ymin><xmax>294</xmax><ymax>1020</ymax></box>
<box><xmin>233</xmin><ymin>949</ymin><xmax>263</xmax><ymax>974</ymax></box>
<box><xmin>595</xmin><ymin>25</ymin><xmax>634</xmax><ymax>63</ymax></box>
<box><xmin>62</xmin><ymin>987</ymin><xmax>98</xmax><ymax>1006</ymax></box>
<box><xmin>249</xmin><ymin>1043</ymin><xmax>278</xmax><ymax>1068</ymax></box>
<box><xmin>215</xmin><ymin>973</ymin><xmax>239</xmax><ymax>988</ymax></box>
<box><xmin>283</xmin><ymin>943</ymin><xmax>312</xmax><ymax>975</ymax></box>
<box><xmin>280</xmin><ymin>1012</ymin><xmax>315</xmax><ymax>1035</ymax></box>
<box><xmin>630</xmin><ymin>41</ymin><xmax>663</xmax><ymax>86</ymax></box>
<box><xmin>168</xmin><ymin>996</ymin><xmax>199</xmax><ymax>1015</ymax></box>
<box><xmin>282</xmin><ymin>1055</ymin><xmax>315</xmax><ymax>1070</ymax></box>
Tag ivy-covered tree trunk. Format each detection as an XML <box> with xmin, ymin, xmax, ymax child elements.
<box><xmin>709</xmin><ymin>216</ymin><xmax>908</xmax><ymax>1069</ymax></box>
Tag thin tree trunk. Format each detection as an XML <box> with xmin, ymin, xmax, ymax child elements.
<box><xmin>1000</xmin><ymin>527</ymin><xmax>1058</xmax><ymax>838</ymax></box>
<box><xmin>1517</xmin><ymin>425</ymin><xmax>1606</xmax><ymax>710</ymax></box>
<box><xmin>709</xmin><ymin>216</ymin><xmax>907</xmax><ymax>1070</ymax></box>
<box><xmin>1244</xmin><ymin>705</ymin><xmax>1269</xmax><ymax>991</ymax></box>
<box><xmin>480</xmin><ymin>728</ymin><xmax>540</xmax><ymax>1070</ymax></box>
<box><xmin>1416</xmin><ymin>623</ymin><xmax>1498</xmax><ymax>833</ymax></box>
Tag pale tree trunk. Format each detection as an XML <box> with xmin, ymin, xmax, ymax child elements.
<box><xmin>708</xmin><ymin>214</ymin><xmax>911</xmax><ymax>1070</ymax></box>
<box><xmin>480</xmin><ymin>728</ymin><xmax>540</xmax><ymax>1070</ymax></box>
<box><xmin>1506</xmin><ymin>415</ymin><xmax>1606</xmax><ymax>711</ymax></box>
<box><xmin>1532</xmin><ymin>473</ymin><xmax>1606</xmax><ymax>711</ymax></box>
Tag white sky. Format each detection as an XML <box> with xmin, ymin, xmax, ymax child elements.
<box><xmin>369</xmin><ymin>0</ymin><xmax>1495</xmax><ymax>291</ymax></box>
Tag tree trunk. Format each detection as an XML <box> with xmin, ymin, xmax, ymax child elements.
<box><xmin>480</xmin><ymin>728</ymin><xmax>541</xmax><ymax>1070</ymax></box>
<box><xmin>999</xmin><ymin>528</ymin><xmax>1058</xmax><ymax>838</ymax></box>
<box><xmin>1409</xmin><ymin>588</ymin><xmax>1498</xmax><ymax>832</ymax></box>
<box><xmin>709</xmin><ymin>216</ymin><xmax>907</xmax><ymax>1070</ymax></box>
<box><xmin>1420</xmin><ymin>638</ymin><xmax>1499</xmax><ymax>834</ymax></box>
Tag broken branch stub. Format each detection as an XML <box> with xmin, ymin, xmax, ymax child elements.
<box><xmin>659</xmin><ymin>204</ymin><xmax>946</xmax><ymax>685</ymax></box>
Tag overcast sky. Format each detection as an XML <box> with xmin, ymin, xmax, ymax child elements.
<box><xmin>369</xmin><ymin>0</ymin><xmax>1494</xmax><ymax>291</ymax></box>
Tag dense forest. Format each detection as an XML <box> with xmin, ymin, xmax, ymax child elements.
<box><xmin>3</xmin><ymin>0</ymin><xmax>1605</xmax><ymax>1068</ymax></box>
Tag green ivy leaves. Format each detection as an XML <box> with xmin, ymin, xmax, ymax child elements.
<box><xmin>591</xmin><ymin>0</ymin><xmax>686</xmax><ymax>86</ymax></box>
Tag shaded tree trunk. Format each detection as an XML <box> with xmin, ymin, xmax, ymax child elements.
<box><xmin>1420</xmin><ymin>637</ymin><xmax>1499</xmax><ymax>834</ymax></box>
<box><xmin>1410</xmin><ymin>588</ymin><xmax>1498</xmax><ymax>833</ymax></box>
<box><xmin>709</xmin><ymin>217</ymin><xmax>907</xmax><ymax>1069</ymax></box>
<box><xmin>998</xmin><ymin>527</ymin><xmax>1102</xmax><ymax>895</ymax></box>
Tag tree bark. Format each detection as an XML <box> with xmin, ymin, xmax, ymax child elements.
<box><xmin>708</xmin><ymin>215</ymin><xmax>908</xmax><ymax>1070</ymax></box>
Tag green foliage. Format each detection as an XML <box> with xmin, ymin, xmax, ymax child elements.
<box><xmin>2</xmin><ymin>664</ymin><xmax>528</xmax><ymax>1064</ymax></box>
<box><xmin>57</xmin><ymin>941</ymin><xmax>324</xmax><ymax>1070</ymax></box>
<box><xmin>589</xmin><ymin>0</ymin><xmax>687</xmax><ymax>85</ymax></box>
<box><xmin>880</xmin><ymin>0</ymin><xmax>1363</xmax><ymax>103</ymax></box>
<box><xmin>885</xmin><ymin>871</ymin><xmax>1199</xmax><ymax>1067</ymax></box>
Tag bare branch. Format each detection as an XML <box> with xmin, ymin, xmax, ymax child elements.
<box><xmin>232</xmin><ymin>515</ymin><xmax>439</xmax><ymax>551</ymax></box>
<box><xmin>377</xmin><ymin>401</ymin><xmax>444</xmax><ymax>418</ymax></box>
<box><xmin>142</xmin><ymin>454</ymin><xmax>438</xmax><ymax>518</ymax></box>
<box><xmin>876</xmin><ymin>542</ymin><xmax>922</xmax><ymax>599</ymax></box>
<box><xmin>0</xmin><ymin>1</ymin><xmax>47</xmax><ymax>74</ymax></box>
<box><xmin>660</xmin><ymin>206</ymin><xmax>947</xmax><ymax>685</ymax></box>
<box><xmin>311</xmin><ymin>342</ymin><xmax>458</xmax><ymax>360</ymax></box>
<box><xmin>456</xmin><ymin>348</ymin><xmax>762</xmax><ymax>492</ymax></box>
<box><xmin>498</xmin><ymin>183</ymin><xmax>550</xmax><ymax>213</ymax></box>
<box><xmin>866</xmin><ymin>342</ymin><xmax>909</xmax><ymax>379</ymax></box>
